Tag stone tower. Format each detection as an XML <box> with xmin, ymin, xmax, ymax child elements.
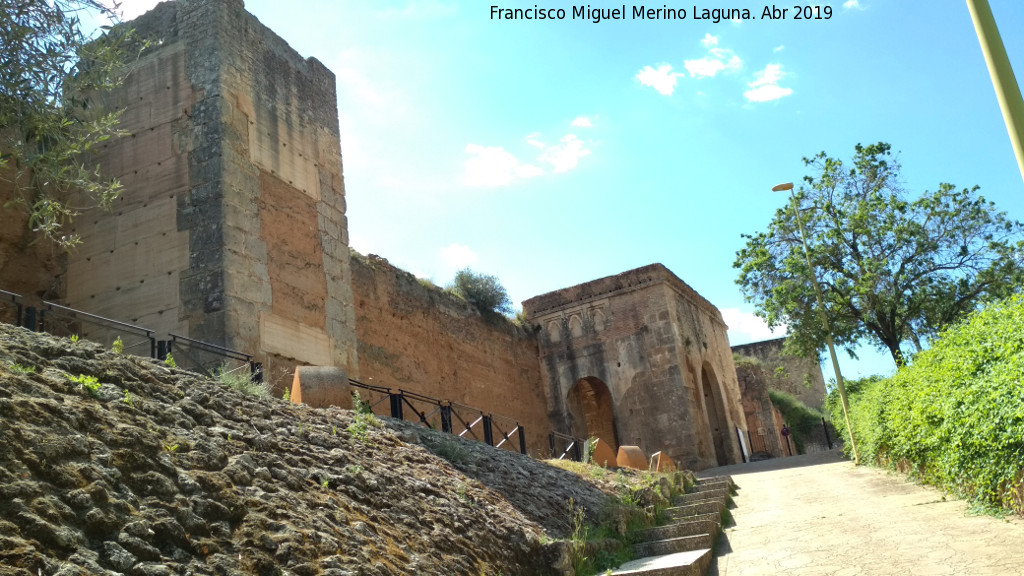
<box><xmin>62</xmin><ymin>0</ymin><xmax>358</xmax><ymax>385</ymax></box>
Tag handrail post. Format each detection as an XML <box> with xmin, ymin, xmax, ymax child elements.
<box><xmin>440</xmin><ymin>404</ymin><xmax>453</xmax><ymax>434</ymax></box>
<box><xmin>482</xmin><ymin>415</ymin><xmax>494</xmax><ymax>446</ymax></box>
<box><xmin>389</xmin><ymin>392</ymin><xmax>404</xmax><ymax>420</ymax></box>
<box><xmin>518</xmin><ymin>425</ymin><xmax>526</xmax><ymax>455</ymax></box>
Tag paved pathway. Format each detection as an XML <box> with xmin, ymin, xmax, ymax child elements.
<box><xmin>699</xmin><ymin>449</ymin><xmax>1024</xmax><ymax>576</ymax></box>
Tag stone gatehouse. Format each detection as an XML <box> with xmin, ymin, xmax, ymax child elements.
<box><xmin>522</xmin><ymin>265</ymin><xmax>745</xmax><ymax>470</ymax></box>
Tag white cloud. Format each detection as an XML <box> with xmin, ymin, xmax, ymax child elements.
<box><xmin>538</xmin><ymin>134</ymin><xmax>592</xmax><ymax>173</ymax></box>
<box><xmin>744</xmin><ymin>63</ymin><xmax>793</xmax><ymax>102</ymax></box>
<box><xmin>774</xmin><ymin>45</ymin><xmax>785</xmax><ymax>53</ymax></box>
<box><xmin>525</xmin><ymin>132</ymin><xmax>546</xmax><ymax>148</ymax></box>
<box><xmin>463</xmin><ymin>144</ymin><xmax>544</xmax><ymax>187</ymax></box>
<box><xmin>684</xmin><ymin>49</ymin><xmax>743</xmax><ymax>78</ymax></box>
<box><xmin>843</xmin><ymin>0</ymin><xmax>863</xmax><ymax>9</ymax></box>
<box><xmin>441</xmin><ymin>243</ymin><xmax>478</xmax><ymax>270</ymax></box>
<box><xmin>721</xmin><ymin>308</ymin><xmax>786</xmax><ymax>343</ymax></box>
<box><xmin>636</xmin><ymin>64</ymin><xmax>683</xmax><ymax>96</ymax></box>
<box><xmin>701</xmin><ymin>33</ymin><xmax>719</xmax><ymax>48</ymax></box>
<box><xmin>571</xmin><ymin>115</ymin><xmax>594</xmax><ymax>128</ymax></box>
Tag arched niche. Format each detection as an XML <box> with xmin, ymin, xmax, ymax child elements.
<box><xmin>701</xmin><ymin>363</ymin><xmax>730</xmax><ymax>466</ymax></box>
<box><xmin>566</xmin><ymin>376</ymin><xmax>619</xmax><ymax>451</ymax></box>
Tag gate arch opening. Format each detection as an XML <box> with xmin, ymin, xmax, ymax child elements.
<box><xmin>701</xmin><ymin>363</ymin><xmax>730</xmax><ymax>467</ymax></box>
<box><xmin>566</xmin><ymin>376</ymin><xmax>619</xmax><ymax>452</ymax></box>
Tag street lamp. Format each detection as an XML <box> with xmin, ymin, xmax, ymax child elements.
<box><xmin>772</xmin><ymin>182</ymin><xmax>861</xmax><ymax>464</ymax></box>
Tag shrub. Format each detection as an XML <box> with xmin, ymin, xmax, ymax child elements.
<box><xmin>216</xmin><ymin>363</ymin><xmax>268</xmax><ymax>397</ymax></box>
<box><xmin>832</xmin><ymin>295</ymin><xmax>1024</xmax><ymax>513</ymax></box>
<box><xmin>446</xmin><ymin>268</ymin><xmax>513</xmax><ymax>316</ymax></box>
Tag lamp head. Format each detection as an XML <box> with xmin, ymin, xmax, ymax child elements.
<box><xmin>771</xmin><ymin>182</ymin><xmax>795</xmax><ymax>192</ymax></box>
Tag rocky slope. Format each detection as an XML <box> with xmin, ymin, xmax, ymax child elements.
<box><xmin>0</xmin><ymin>323</ymin><xmax>627</xmax><ymax>576</ymax></box>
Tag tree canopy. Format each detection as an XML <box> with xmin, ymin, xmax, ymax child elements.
<box><xmin>734</xmin><ymin>142</ymin><xmax>1024</xmax><ymax>367</ymax></box>
<box><xmin>447</xmin><ymin>268</ymin><xmax>514</xmax><ymax>316</ymax></box>
<box><xmin>1</xmin><ymin>0</ymin><xmax>136</xmax><ymax>247</ymax></box>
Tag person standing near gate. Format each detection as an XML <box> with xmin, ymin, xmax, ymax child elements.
<box><xmin>781</xmin><ymin>424</ymin><xmax>792</xmax><ymax>456</ymax></box>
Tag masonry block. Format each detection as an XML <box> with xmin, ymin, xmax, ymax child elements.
<box><xmin>291</xmin><ymin>366</ymin><xmax>350</xmax><ymax>409</ymax></box>
<box><xmin>617</xmin><ymin>445</ymin><xmax>647</xmax><ymax>470</ymax></box>
<box><xmin>591</xmin><ymin>438</ymin><xmax>617</xmax><ymax>468</ymax></box>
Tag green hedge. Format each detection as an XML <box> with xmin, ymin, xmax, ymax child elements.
<box><xmin>827</xmin><ymin>295</ymin><xmax>1024</xmax><ymax>512</ymax></box>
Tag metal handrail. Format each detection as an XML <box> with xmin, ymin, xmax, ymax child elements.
<box><xmin>42</xmin><ymin>300</ymin><xmax>154</xmax><ymax>339</ymax></box>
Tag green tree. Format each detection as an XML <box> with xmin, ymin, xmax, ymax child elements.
<box><xmin>735</xmin><ymin>142</ymin><xmax>1024</xmax><ymax>367</ymax></box>
<box><xmin>447</xmin><ymin>268</ymin><xmax>513</xmax><ymax>316</ymax></box>
<box><xmin>1</xmin><ymin>0</ymin><xmax>137</xmax><ymax>247</ymax></box>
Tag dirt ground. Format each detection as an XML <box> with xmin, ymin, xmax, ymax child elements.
<box><xmin>700</xmin><ymin>449</ymin><xmax>1024</xmax><ymax>576</ymax></box>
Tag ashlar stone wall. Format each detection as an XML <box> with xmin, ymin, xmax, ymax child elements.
<box><xmin>63</xmin><ymin>0</ymin><xmax>357</xmax><ymax>390</ymax></box>
<box><xmin>523</xmin><ymin>264</ymin><xmax>747</xmax><ymax>471</ymax></box>
<box><xmin>349</xmin><ymin>254</ymin><xmax>551</xmax><ymax>455</ymax></box>
<box><xmin>731</xmin><ymin>337</ymin><xmax>826</xmax><ymax>410</ymax></box>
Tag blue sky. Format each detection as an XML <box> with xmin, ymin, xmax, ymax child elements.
<box><xmin>111</xmin><ymin>0</ymin><xmax>1024</xmax><ymax>382</ymax></box>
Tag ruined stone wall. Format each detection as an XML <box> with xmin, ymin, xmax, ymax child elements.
<box><xmin>731</xmin><ymin>337</ymin><xmax>827</xmax><ymax>410</ymax></box>
<box><xmin>349</xmin><ymin>254</ymin><xmax>551</xmax><ymax>455</ymax></box>
<box><xmin>523</xmin><ymin>264</ymin><xmax>746</xmax><ymax>470</ymax></box>
<box><xmin>735</xmin><ymin>361</ymin><xmax>785</xmax><ymax>458</ymax></box>
<box><xmin>59</xmin><ymin>0</ymin><xmax>357</xmax><ymax>390</ymax></box>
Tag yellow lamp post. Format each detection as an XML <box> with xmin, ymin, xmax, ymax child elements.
<box><xmin>772</xmin><ymin>182</ymin><xmax>861</xmax><ymax>464</ymax></box>
<box><xmin>966</xmin><ymin>0</ymin><xmax>1024</xmax><ymax>185</ymax></box>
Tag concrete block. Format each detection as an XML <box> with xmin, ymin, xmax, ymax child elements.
<box><xmin>290</xmin><ymin>365</ymin><xmax>350</xmax><ymax>409</ymax></box>
<box><xmin>617</xmin><ymin>445</ymin><xmax>647</xmax><ymax>470</ymax></box>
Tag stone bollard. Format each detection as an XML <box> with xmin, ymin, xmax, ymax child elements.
<box><xmin>591</xmin><ymin>438</ymin><xmax>617</xmax><ymax>468</ymax></box>
<box><xmin>649</xmin><ymin>450</ymin><xmax>677</xmax><ymax>472</ymax></box>
<box><xmin>616</xmin><ymin>445</ymin><xmax>647</xmax><ymax>470</ymax></box>
<box><xmin>290</xmin><ymin>366</ymin><xmax>351</xmax><ymax>409</ymax></box>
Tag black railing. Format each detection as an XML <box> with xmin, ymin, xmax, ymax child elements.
<box><xmin>40</xmin><ymin>300</ymin><xmax>156</xmax><ymax>357</ymax></box>
<box><xmin>167</xmin><ymin>333</ymin><xmax>261</xmax><ymax>383</ymax></box>
<box><xmin>0</xmin><ymin>289</ymin><xmax>23</xmax><ymax>328</ymax></box>
<box><xmin>549</xmin><ymin>430</ymin><xmax>585</xmax><ymax>461</ymax></box>
<box><xmin>348</xmin><ymin>378</ymin><xmax>528</xmax><ymax>455</ymax></box>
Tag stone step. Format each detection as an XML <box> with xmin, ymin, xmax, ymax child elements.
<box><xmin>610</xmin><ymin>549</ymin><xmax>712</xmax><ymax>576</ymax></box>
<box><xmin>666</xmin><ymin>500</ymin><xmax>724</xmax><ymax>520</ymax></box>
<box><xmin>691</xmin><ymin>480</ymin><xmax>732</xmax><ymax>493</ymax></box>
<box><xmin>634</xmin><ymin>532</ymin><xmax>713</xmax><ymax>558</ymax></box>
<box><xmin>637</xmin><ymin>519</ymin><xmax>720</xmax><ymax>543</ymax></box>
<box><xmin>673</xmin><ymin>490</ymin><xmax>728</xmax><ymax>506</ymax></box>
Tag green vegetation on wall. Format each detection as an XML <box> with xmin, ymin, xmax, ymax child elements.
<box><xmin>768</xmin><ymin>389</ymin><xmax>825</xmax><ymax>454</ymax></box>
<box><xmin>826</xmin><ymin>295</ymin><xmax>1024</xmax><ymax>513</ymax></box>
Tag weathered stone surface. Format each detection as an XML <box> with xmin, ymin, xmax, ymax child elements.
<box><xmin>0</xmin><ymin>323</ymin><xmax>630</xmax><ymax>575</ymax></box>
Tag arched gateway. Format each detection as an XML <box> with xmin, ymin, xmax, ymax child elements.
<box><xmin>566</xmin><ymin>376</ymin><xmax>619</xmax><ymax>451</ymax></box>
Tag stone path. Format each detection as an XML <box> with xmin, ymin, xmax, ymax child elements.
<box><xmin>699</xmin><ymin>449</ymin><xmax>1024</xmax><ymax>576</ymax></box>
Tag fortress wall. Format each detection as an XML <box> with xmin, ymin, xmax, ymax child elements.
<box><xmin>211</xmin><ymin>0</ymin><xmax>357</xmax><ymax>387</ymax></box>
<box><xmin>350</xmin><ymin>254</ymin><xmax>551</xmax><ymax>455</ymax></box>
<box><xmin>64</xmin><ymin>27</ymin><xmax>192</xmax><ymax>338</ymax></box>
<box><xmin>731</xmin><ymin>337</ymin><xmax>827</xmax><ymax>410</ymax></box>
<box><xmin>55</xmin><ymin>0</ymin><xmax>356</xmax><ymax>391</ymax></box>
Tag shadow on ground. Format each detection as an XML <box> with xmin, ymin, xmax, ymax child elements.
<box><xmin>698</xmin><ymin>447</ymin><xmax>849</xmax><ymax>478</ymax></box>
